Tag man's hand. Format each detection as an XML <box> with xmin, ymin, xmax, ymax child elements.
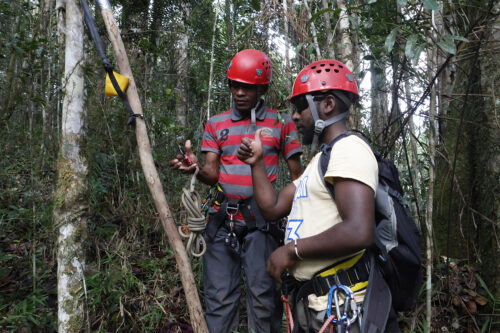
<box><xmin>238</xmin><ymin>129</ymin><xmax>264</xmax><ymax>166</ymax></box>
<box><xmin>168</xmin><ymin>140</ymin><xmax>199</xmax><ymax>174</ymax></box>
<box><xmin>266</xmin><ymin>242</ymin><xmax>297</xmax><ymax>283</ymax></box>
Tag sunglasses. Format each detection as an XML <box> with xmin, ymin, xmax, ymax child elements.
<box><xmin>291</xmin><ymin>94</ymin><xmax>326</xmax><ymax>114</ymax></box>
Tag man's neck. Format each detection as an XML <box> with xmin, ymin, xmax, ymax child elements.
<box><xmin>321</xmin><ymin>121</ymin><xmax>348</xmax><ymax>145</ymax></box>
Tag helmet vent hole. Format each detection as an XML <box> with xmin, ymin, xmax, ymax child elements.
<box><xmin>316</xmin><ymin>70</ymin><xmax>322</xmax><ymax>73</ymax></box>
<box><xmin>334</xmin><ymin>69</ymin><xmax>339</xmax><ymax>73</ymax></box>
<box><xmin>311</xmin><ymin>66</ymin><xmax>317</xmax><ymax>69</ymax></box>
<box><xmin>329</xmin><ymin>63</ymin><xmax>334</xmax><ymax>66</ymax></box>
<box><xmin>339</xmin><ymin>65</ymin><xmax>344</xmax><ymax>68</ymax></box>
<box><xmin>325</xmin><ymin>68</ymin><xmax>330</xmax><ymax>72</ymax></box>
<box><xmin>320</xmin><ymin>63</ymin><xmax>325</xmax><ymax>67</ymax></box>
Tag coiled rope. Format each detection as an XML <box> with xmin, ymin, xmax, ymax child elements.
<box><xmin>178</xmin><ymin>167</ymin><xmax>207</xmax><ymax>257</ymax></box>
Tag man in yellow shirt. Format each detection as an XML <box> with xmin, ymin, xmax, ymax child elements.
<box><xmin>238</xmin><ymin>60</ymin><xmax>398</xmax><ymax>332</ymax></box>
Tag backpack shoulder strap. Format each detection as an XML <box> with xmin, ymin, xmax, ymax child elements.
<box><xmin>318</xmin><ymin>131</ymin><xmax>353</xmax><ymax>199</ymax></box>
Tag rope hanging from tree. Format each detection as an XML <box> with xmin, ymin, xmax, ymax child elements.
<box><xmin>179</xmin><ymin>167</ymin><xmax>207</xmax><ymax>257</ymax></box>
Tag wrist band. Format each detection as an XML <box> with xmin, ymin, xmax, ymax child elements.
<box><xmin>294</xmin><ymin>239</ymin><xmax>303</xmax><ymax>260</ymax></box>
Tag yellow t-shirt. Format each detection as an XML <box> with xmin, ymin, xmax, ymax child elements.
<box><xmin>285</xmin><ymin>135</ymin><xmax>378</xmax><ymax>281</ymax></box>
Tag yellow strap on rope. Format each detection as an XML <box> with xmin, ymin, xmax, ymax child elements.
<box><xmin>178</xmin><ymin>167</ymin><xmax>207</xmax><ymax>257</ymax></box>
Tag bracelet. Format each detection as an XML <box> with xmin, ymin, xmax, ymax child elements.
<box><xmin>294</xmin><ymin>239</ymin><xmax>303</xmax><ymax>260</ymax></box>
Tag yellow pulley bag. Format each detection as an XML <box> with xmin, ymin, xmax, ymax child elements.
<box><xmin>105</xmin><ymin>71</ymin><xmax>129</xmax><ymax>97</ymax></box>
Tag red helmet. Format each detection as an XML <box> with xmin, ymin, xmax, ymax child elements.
<box><xmin>227</xmin><ymin>49</ymin><xmax>272</xmax><ymax>85</ymax></box>
<box><xmin>291</xmin><ymin>59</ymin><xmax>359</xmax><ymax>102</ymax></box>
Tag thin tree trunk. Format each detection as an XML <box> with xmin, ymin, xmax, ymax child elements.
<box><xmin>206</xmin><ymin>2</ymin><xmax>219</xmax><ymax>120</ymax></box>
<box><xmin>336</xmin><ymin>0</ymin><xmax>353</xmax><ymax>69</ymax></box>
<box><xmin>370</xmin><ymin>60</ymin><xmax>389</xmax><ymax>147</ymax></box>
<box><xmin>321</xmin><ymin>0</ymin><xmax>335</xmax><ymax>59</ymax></box>
<box><xmin>283</xmin><ymin>0</ymin><xmax>291</xmax><ymax>90</ymax></box>
<box><xmin>97</xmin><ymin>2</ymin><xmax>208</xmax><ymax>331</ymax></box>
<box><xmin>336</xmin><ymin>0</ymin><xmax>359</xmax><ymax>129</ymax></box>
<box><xmin>405</xmin><ymin>79</ymin><xmax>424</xmax><ymax>230</ymax></box>
<box><xmin>54</xmin><ymin>0</ymin><xmax>88</xmax><ymax>331</ymax></box>
<box><xmin>425</xmin><ymin>44</ymin><xmax>437</xmax><ymax>333</ymax></box>
<box><xmin>303</xmin><ymin>0</ymin><xmax>321</xmax><ymax>60</ymax></box>
<box><xmin>56</xmin><ymin>0</ymin><xmax>66</xmax><ymax>144</ymax></box>
<box><xmin>175</xmin><ymin>3</ymin><xmax>189</xmax><ymax>128</ymax></box>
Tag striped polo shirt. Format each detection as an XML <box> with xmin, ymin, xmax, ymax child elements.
<box><xmin>201</xmin><ymin>99</ymin><xmax>302</xmax><ymax>200</ymax></box>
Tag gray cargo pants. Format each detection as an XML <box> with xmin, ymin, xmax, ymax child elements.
<box><xmin>203</xmin><ymin>223</ymin><xmax>281</xmax><ymax>333</ymax></box>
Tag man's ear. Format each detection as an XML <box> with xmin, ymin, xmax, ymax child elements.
<box><xmin>322</xmin><ymin>94</ymin><xmax>337</xmax><ymax>116</ymax></box>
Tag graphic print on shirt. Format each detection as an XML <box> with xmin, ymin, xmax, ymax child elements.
<box><xmin>287</xmin><ymin>175</ymin><xmax>309</xmax><ymax>239</ymax></box>
<box><xmin>286</xmin><ymin>219</ymin><xmax>303</xmax><ymax>241</ymax></box>
<box><xmin>219</xmin><ymin>128</ymin><xmax>229</xmax><ymax>143</ymax></box>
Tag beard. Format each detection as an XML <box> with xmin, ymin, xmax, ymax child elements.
<box><xmin>301</xmin><ymin>122</ymin><xmax>315</xmax><ymax>145</ymax></box>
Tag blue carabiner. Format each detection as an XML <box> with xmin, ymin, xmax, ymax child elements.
<box><xmin>326</xmin><ymin>284</ymin><xmax>352</xmax><ymax>323</ymax></box>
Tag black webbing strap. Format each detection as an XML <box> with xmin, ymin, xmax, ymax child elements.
<box><xmin>205</xmin><ymin>190</ymin><xmax>273</xmax><ymax>240</ymax></box>
<box><xmin>80</xmin><ymin>0</ymin><xmax>143</xmax><ymax>126</ymax></box>
<box><xmin>310</xmin><ymin>253</ymin><xmax>371</xmax><ymax>296</ymax></box>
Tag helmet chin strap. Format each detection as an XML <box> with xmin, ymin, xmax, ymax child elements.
<box><xmin>305</xmin><ymin>94</ymin><xmax>349</xmax><ymax>152</ymax></box>
<box><xmin>251</xmin><ymin>98</ymin><xmax>263</xmax><ymax>132</ymax></box>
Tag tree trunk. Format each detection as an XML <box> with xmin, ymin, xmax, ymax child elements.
<box><xmin>321</xmin><ymin>0</ymin><xmax>335</xmax><ymax>59</ymax></box>
<box><xmin>206</xmin><ymin>3</ymin><xmax>219</xmax><ymax>120</ymax></box>
<box><xmin>425</xmin><ymin>43</ymin><xmax>437</xmax><ymax>333</ymax></box>
<box><xmin>175</xmin><ymin>3</ymin><xmax>189</xmax><ymax>128</ymax></box>
<box><xmin>370</xmin><ymin>60</ymin><xmax>389</xmax><ymax>148</ymax></box>
<box><xmin>54</xmin><ymin>0</ymin><xmax>88</xmax><ymax>331</ymax></box>
<box><xmin>98</xmin><ymin>2</ymin><xmax>208</xmax><ymax>331</ymax></box>
<box><xmin>336</xmin><ymin>0</ymin><xmax>359</xmax><ymax>129</ymax></box>
<box><xmin>303</xmin><ymin>0</ymin><xmax>321</xmax><ymax>60</ymax></box>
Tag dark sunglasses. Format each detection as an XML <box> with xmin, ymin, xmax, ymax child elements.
<box><xmin>291</xmin><ymin>94</ymin><xmax>326</xmax><ymax>114</ymax></box>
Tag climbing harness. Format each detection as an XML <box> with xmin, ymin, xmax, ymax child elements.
<box><xmin>280</xmin><ymin>252</ymin><xmax>369</xmax><ymax>333</ymax></box>
<box><xmin>224</xmin><ymin>204</ymin><xmax>240</xmax><ymax>253</ymax></box>
<box><xmin>178</xmin><ymin>167</ymin><xmax>207</xmax><ymax>257</ymax></box>
<box><xmin>81</xmin><ymin>0</ymin><xmax>144</xmax><ymax>125</ymax></box>
<box><xmin>318</xmin><ymin>284</ymin><xmax>360</xmax><ymax>333</ymax></box>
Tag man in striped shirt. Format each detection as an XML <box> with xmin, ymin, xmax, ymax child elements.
<box><xmin>169</xmin><ymin>49</ymin><xmax>303</xmax><ymax>333</ymax></box>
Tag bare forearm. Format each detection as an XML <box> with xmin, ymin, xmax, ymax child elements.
<box><xmin>196</xmin><ymin>163</ymin><xmax>218</xmax><ymax>186</ymax></box>
<box><xmin>296</xmin><ymin>221</ymin><xmax>373</xmax><ymax>260</ymax></box>
<box><xmin>250</xmin><ymin>159</ymin><xmax>279</xmax><ymax>217</ymax></box>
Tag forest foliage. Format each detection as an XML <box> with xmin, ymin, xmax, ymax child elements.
<box><xmin>0</xmin><ymin>0</ymin><xmax>499</xmax><ymax>332</ymax></box>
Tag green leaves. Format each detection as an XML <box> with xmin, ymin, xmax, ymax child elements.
<box><xmin>385</xmin><ymin>28</ymin><xmax>399</xmax><ymax>53</ymax></box>
<box><xmin>438</xmin><ymin>35</ymin><xmax>468</xmax><ymax>54</ymax></box>
<box><xmin>423</xmin><ymin>0</ymin><xmax>440</xmax><ymax>11</ymax></box>
<box><xmin>309</xmin><ymin>8</ymin><xmax>341</xmax><ymax>24</ymax></box>
<box><xmin>405</xmin><ymin>34</ymin><xmax>418</xmax><ymax>59</ymax></box>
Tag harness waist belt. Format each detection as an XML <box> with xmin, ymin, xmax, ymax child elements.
<box><xmin>311</xmin><ymin>252</ymin><xmax>371</xmax><ymax>295</ymax></box>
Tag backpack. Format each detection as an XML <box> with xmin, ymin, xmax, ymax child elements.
<box><xmin>318</xmin><ymin>132</ymin><xmax>423</xmax><ymax>312</ymax></box>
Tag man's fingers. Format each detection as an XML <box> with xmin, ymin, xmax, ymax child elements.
<box><xmin>254</xmin><ymin>128</ymin><xmax>262</xmax><ymax>146</ymax></box>
<box><xmin>185</xmin><ymin>140</ymin><xmax>193</xmax><ymax>154</ymax></box>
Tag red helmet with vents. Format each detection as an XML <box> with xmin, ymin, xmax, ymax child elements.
<box><xmin>227</xmin><ymin>49</ymin><xmax>272</xmax><ymax>85</ymax></box>
<box><xmin>291</xmin><ymin>59</ymin><xmax>359</xmax><ymax>101</ymax></box>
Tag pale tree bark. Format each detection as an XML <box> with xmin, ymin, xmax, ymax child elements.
<box><xmin>54</xmin><ymin>0</ymin><xmax>88</xmax><ymax>331</ymax></box>
<box><xmin>425</xmin><ymin>44</ymin><xmax>438</xmax><ymax>333</ymax></box>
<box><xmin>206</xmin><ymin>2</ymin><xmax>219</xmax><ymax>120</ymax></box>
<box><xmin>56</xmin><ymin>0</ymin><xmax>66</xmax><ymax>143</ymax></box>
<box><xmin>283</xmin><ymin>0</ymin><xmax>291</xmax><ymax>89</ymax></box>
<box><xmin>321</xmin><ymin>0</ymin><xmax>335</xmax><ymax>59</ymax></box>
<box><xmin>405</xmin><ymin>79</ymin><xmax>424</xmax><ymax>230</ymax></box>
<box><xmin>433</xmin><ymin>4</ymin><xmax>455</xmax><ymax>138</ymax></box>
<box><xmin>336</xmin><ymin>0</ymin><xmax>354</xmax><ymax>70</ymax></box>
<box><xmin>175</xmin><ymin>3</ymin><xmax>190</xmax><ymax>128</ymax></box>
<box><xmin>335</xmin><ymin>0</ymin><xmax>359</xmax><ymax>129</ymax></box>
<box><xmin>303</xmin><ymin>0</ymin><xmax>321</xmax><ymax>61</ymax></box>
